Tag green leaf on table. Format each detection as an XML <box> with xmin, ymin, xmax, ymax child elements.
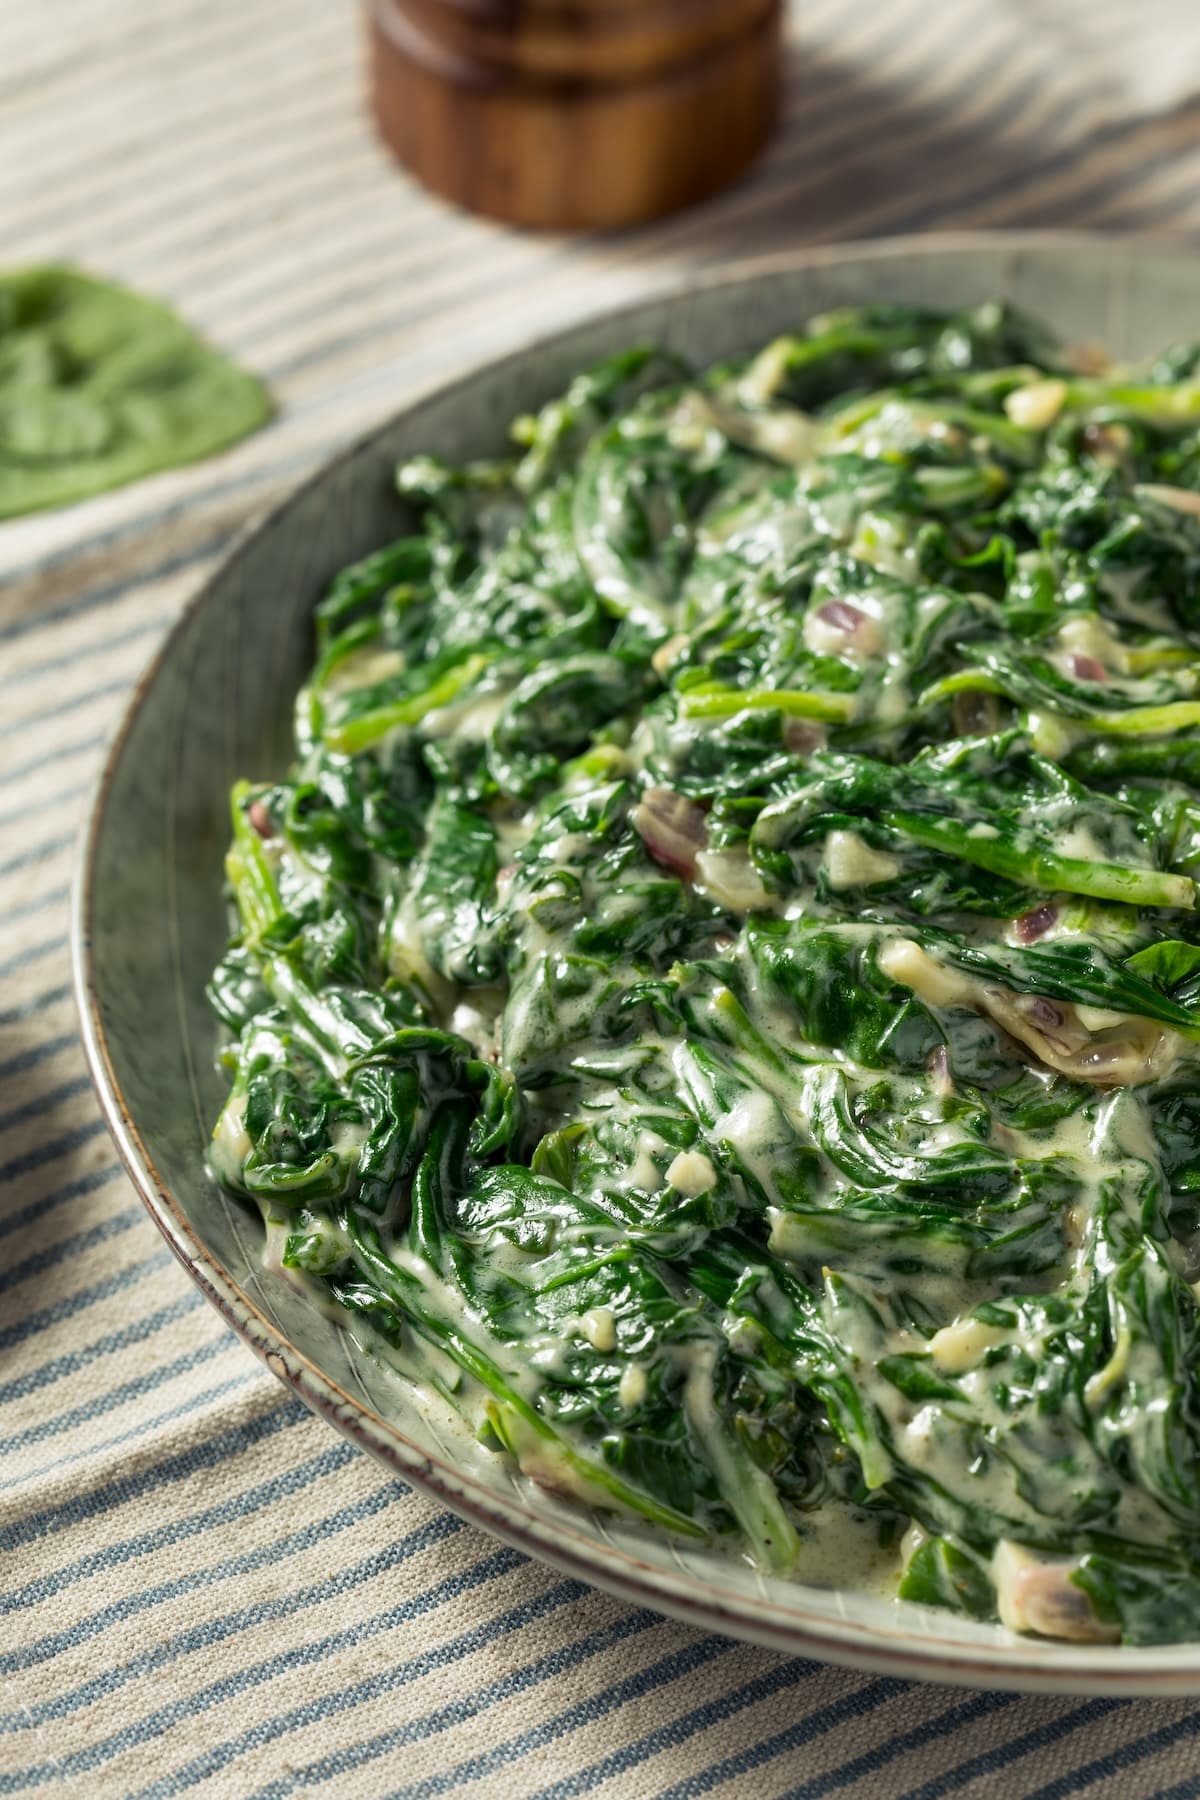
<box><xmin>0</xmin><ymin>265</ymin><xmax>271</xmax><ymax>518</ymax></box>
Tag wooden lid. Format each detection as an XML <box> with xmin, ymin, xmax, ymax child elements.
<box><xmin>368</xmin><ymin>0</ymin><xmax>783</xmax><ymax>230</ymax></box>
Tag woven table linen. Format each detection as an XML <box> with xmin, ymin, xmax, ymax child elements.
<box><xmin>5</xmin><ymin>2</ymin><xmax>1200</xmax><ymax>1793</ymax></box>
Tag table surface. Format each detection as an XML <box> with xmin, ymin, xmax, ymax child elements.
<box><xmin>5</xmin><ymin>3</ymin><xmax>1200</xmax><ymax>1795</ymax></box>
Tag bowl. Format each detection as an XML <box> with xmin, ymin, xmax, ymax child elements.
<box><xmin>75</xmin><ymin>233</ymin><xmax>1200</xmax><ymax>1696</ymax></box>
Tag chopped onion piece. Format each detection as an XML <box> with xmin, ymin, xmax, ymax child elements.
<box><xmin>1136</xmin><ymin>482</ymin><xmax>1200</xmax><ymax>519</ymax></box>
<box><xmin>632</xmin><ymin>787</ymin><xmax>707</xmax><ymax>880</ymax></box>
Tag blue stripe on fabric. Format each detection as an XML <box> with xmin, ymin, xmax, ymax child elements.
<box><xmin>0</xmin><ymin>830</ymin><xmax>76</xmax><ymax>882</ymax></box>
<box><xmin>0</xmin><ymin>1329</ymin><xmax>229</xmax><ymax>1457</ymax></box>
<box><xmin>0</xmin><ymin>882</ymin><xmax>70</xmax><ymax>931</ymax></box>
<box><xmin>264</xmin><ymin>1618</ymin><xmax>721</xmax><ymax>1800</ymax></box>
<box><xmin>695</xmin><ymin>28</ymin><xmax>1090</xmax><ymax>265</ymax></box>
<box><xmin>777</xmin><ymin>1690</ymin><xmax>1019</xmax><ymax>1800</ymax></box>
<box><xmin>0</xmin><ymin>1238</ymin><xmax>161</xmax><ymax>1350</ymax></box>
<box><xmin>0</xmin><ymin>1029</ymin><xmax>77</xmax><ymax>1081</ymax></box>
<box><xmin>0</xmin><ymin>677</ymin><xmax>133</xmax><ymax>742</ymax></box>
<box><xmin>527</xmin><ymin>1658</ymin><xmax>823</xmax><ymax>1800</ymax></box>
<box><xmin>911</xmin><ymin>53</ymin><xmax>1088</xmax><ymax>193</ymax></box>
<box><xmin>720</xmin><ymin>58</ymin><xmax>1084</xmax><ymax>258</ymax></box>
<box><xmin>0</xmin><ymin>1073</ymin><xmax>94</xmax><ymax>1137</ymax></box>
<box><xmin>0</xmin><ymin>1468</ymin><xmax>410</xmax><ymax>1692</ymax></box>
<box><xmin>0</xmin><ymin>445</ymin><xmax>321</xmax><ymax>597</ymax></box>
<box><xmin>761</xmin><ymin>0</ymin><xmax>1076</xmax><ymax>202</ymax></box>
<box><xmin>27</xmin><ymin>88</ymin><xmax>351</xmax><ymax>273</ymax></box>
<box><xmin>1048</xmin><ymin>101</ymin><xmax>1200</xmax><ymax>223</ymax></box>
<box><xmin>5</xmin><ymin>1547</ymin><xmax>534</xmax><ymax>1793</ymax></box>
<box><xmin>0</xmin><ymin>783</ymin><xmax>88</xmax><ymax>831</ymax></box>
<box><xmin>885</xmin><ymin>101</ymin><xmax>1167</xmax><ymax>238</ymax></box>
<box><xmin>229</xmin><ymin>225</ymin><xmax>512</xmax><ymax>366</ymax></box>
<box><xmin>0</xmin><ymin>1199</ymin><xmax>141</xmax><ymax>1297</ymax></box>
<box><xmin>895</xmin><ymin>1698</ymin><xmax>1119</xmax><ymax>1800</ymax></box>
<box><xmin>0</xmin><ymin>1395</ymin><xmax>308</xmax><ymax>1559</ymax></box>
<box><xmin>0</xmin><ymin>1117</ymin><xmax>109</xmax><ymax>1188</ymax></box>
<box><xmin>0</xmin><ymin>1441</ymin><xmax>364</xmax><ymax>1664</ymax></box>
<box><xmin>30</xmin><ymin>29</ymin><xmax>356</xmax><ymax>237</ymax></box>
<box><xmin>142</xmin><ymin>1578</ymin><xmax>640</xmax><ymax>1800</ymax></box>
<box><xmin>648</xmin><ymin>1674</ymin><xmax>910</xmax><ymax>1800</ymax></box>
<box><xmin>258</xmin><ymin>248</ymin><xmax>559</xmax><ymax>389</ymax></box>
<box><xmin>117</xmin><ymin>147</ymin><xmax>455</xmax><ymax>295</ymax></box>
<box><xmin>1021</xmin><ymin>1703</ymin><xmax>1198</xmax><ymax>1800</ymax></box>
<box><xmin>1104</xmin><ymin>179</ymin><xmax>1200</xmax><ymax>236</ymax></box>
<box><xmin>0</xmin><ymin>617</ymin><xmax>168</xmax><ymax>696</ymax></box>
<box><xmin>0</xmin><ymin>1158</ymin><xmax>120</xmax><ymax>1241</ymax></box>
<box><xmin>1154</xmin><ymin>1774</ymin><xmax>1200</xmax><ymax>1800</ymax></box>
<box><xmin>0</xmin><ymin>535</ymin><xmax>228</xmax><ymax>649</ymax></box>
<box><xmin>1101</xmin><ymin>145</ymin><xmax>1200</xmax><ymax>229</ymax></box>
<box><xmin>810</xmin><ymin>4</ymin><xmax>1053</xmax><ymax>136</ymax></box>
<box><xmin>0</xmin><ymin>981</ymin><xmax>72</xmax><ymax>1030</ymax></box>
<box><xmin>1008</xmin><ymin>128</ymin><xmax>1200</xmax><ymax>230</ymax></box>
<box><xmin>5</xmin><ymin>735</ymin><xmax>106</xmax><ymax>786</ymax></box>
<box><xmin>0</xmin><ymin>1289</ymin><xmax>201</xmax><ymax>1408</ymax></box>
<box><xmin>385</xmin><ymin>1632</ymin><xmax>746</xmax><ymax>1800</ymax></box>
<box><xmin>219</xmin><ymin>1582</ymin><xmax>593</xmax><ymax>1798</ymax></box>
<box><xmin>0</xmin><ymin>1366</ymin><xmax>265</xmax><ymax>1500</ymax></box>
<box><xmin>0</xmin><ymin>0</ymin><xmax>342</xmax><ymax>166</ymax></box>
<box><xmin>0</xmin><ymin>937</ymin><xmax>66</xmax><ymax>984</ymax></box>
<box><xmin>1103</xmin><ymin>136</ymin><xmax>1200</xmax><ymax>228</ymax></box>
<box><xmin>3</xmin><ymin>1505</ymin><xmax>462</xmax><ymax>1734</ymax></box>
<box><xmin>525</xmin><ymin>1659</ymin><xmax>890</xmax><ymax>1800</ymax></box>
<box><xmin>96</xmin><ymin>66</ymin><xmax>377</xmax><ymax>243</ymax></box>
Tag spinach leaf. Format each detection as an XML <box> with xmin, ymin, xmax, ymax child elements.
<box><xmin>207</xmin><ymin>304</ymin><xmax>1200</xmax><ymax>1645</ymax></box>
<box><xmin>0</xmin><ymin>266</ymin><xmax>270</xmax><ymax>516</ymax></box>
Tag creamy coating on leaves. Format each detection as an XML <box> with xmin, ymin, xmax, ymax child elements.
<box><xmin>208</xmin><ymin>304</ymin><xmax>1200</xmax><ymax>1645</ymax></box>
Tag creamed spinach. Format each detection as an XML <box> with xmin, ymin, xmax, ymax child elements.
<box><xmin>208</xmin><ymin>302</ymin><xmax>1200</xmax><ymax>1644</ymax></box>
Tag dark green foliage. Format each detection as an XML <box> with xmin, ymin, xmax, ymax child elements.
<box><xmin>897</xmin><ymin>1538</ymin><xmax>995</xmax><ymax>1619</ymax></box>
<box><xmin>208</xmin><ymin>306</ymin><xmax>1200</xmax><ymax>1645</ymax></box>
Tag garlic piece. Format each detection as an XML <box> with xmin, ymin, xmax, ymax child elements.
<box><xmin>824</xmin><ymin>830</ymin><xmax>901</xmax><ymax>891</ymax></box>
<box><xmin>667</xmin><ymin>1150</ymin><xmax>717</xmax><ymax>1197</ymax></box>
<box><xmin>1004</xmin><ymin>378</ymin><xmax>1067</xmax><ymax>429</ymax></box>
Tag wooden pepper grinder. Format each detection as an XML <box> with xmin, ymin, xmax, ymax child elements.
<box><xmin>367</xmin><ymin>0</ymin><xmax>783</xmax><ymax>230</ymax></box>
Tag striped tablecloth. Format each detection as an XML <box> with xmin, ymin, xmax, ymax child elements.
<box><xmin>5</xmin><ymin>3</ymin><xmax>1200</xmax><ymax>1793</ymax></box>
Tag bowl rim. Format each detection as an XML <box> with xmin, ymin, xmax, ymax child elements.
<box><xmin>72</xmin><ymin>229</ymin><xmax>1200</xmax><ymax>1695</ymax></box>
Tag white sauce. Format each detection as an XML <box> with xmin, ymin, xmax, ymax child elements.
<box><xmin>929</xmin><ymin>1317</ymin><xmax>1011</xmax><ymax>1374</ymax></box>
<box><xmin>823</xmin><ymin>830</ymin><xmax>901</xmax><ymax>891</ymax></box>
<box><xmin>667</xmin><ymin>1150</ymin><xmax>717</xmax><ymax>1196</ymax></box>
<box><xmin>580</xmin><ymin>1307</ymin><xmax>617</xmax><ymax>1353</ymax></box>
<box><xmin>322</xmin><ymin>645</ymin><xmax>407</xmax><ymax>696</ymax></box>
<box><xmin>618</xmin><ymin>1363</ymin><xmax>648</xmax><ymax>1408</ymax></box>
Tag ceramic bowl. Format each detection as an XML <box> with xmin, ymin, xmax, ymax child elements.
<box><xmin>75</xmin><ymin>234</ymin><xmax>1200</xmax><ymax>1695</ymax></box>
